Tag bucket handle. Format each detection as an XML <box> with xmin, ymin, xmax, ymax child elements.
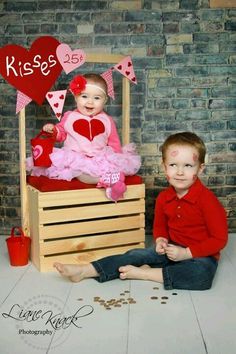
<box><xmin>10</xmin><ymin>226</ymin><xmax>26</xmax><ymax>243</ymax></box>
<box><xmin>33</xmin><ymin>129</ymin><xmax>57</xmax><ymax>141</ymax></box>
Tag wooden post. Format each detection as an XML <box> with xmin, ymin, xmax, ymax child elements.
<box><xmin>19</xmin><ymin>108</ymin><xmax>29</xmax><ymax>235</ymax></box>
<box><xmin>122</xmin><ymin>77</ymin><xmax>130</xmax><ymax>145</ymax></box>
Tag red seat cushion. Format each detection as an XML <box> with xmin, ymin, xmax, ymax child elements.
<box><xmin>27</xmin><ymin>175</ymin><xmax>143</xmax><ymax>192</ymax></box>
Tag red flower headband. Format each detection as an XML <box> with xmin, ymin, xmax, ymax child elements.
<box><xmin>69</xmin><ymin>75</ymin><xmax>87</xmax><ymax>95</ymax></box>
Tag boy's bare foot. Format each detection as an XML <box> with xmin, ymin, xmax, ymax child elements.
<box><xmin>119</xmin><ymin>265</ymin><xmax>164</xmax><ymax>283</ymax></box>
<box><xmin>119</xmin><ymin>265</ymin><xmax>150</xmax><ymax>280</ymax></box>
<box><xmin>53</xmin><ymin>262</ymin><xmax>98</xmax><ymax>282</ymax></box>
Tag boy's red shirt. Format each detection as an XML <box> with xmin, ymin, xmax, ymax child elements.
<box><xmin>153</xmin><ymin>178</ymin><xmax>228</xmax><ymax>259</ymax></box>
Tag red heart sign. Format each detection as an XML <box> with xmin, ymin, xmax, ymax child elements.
<box><xmin>0</xmin><ymin>36</ymin><xmax>62</xmax><ymax>105</ymax></box>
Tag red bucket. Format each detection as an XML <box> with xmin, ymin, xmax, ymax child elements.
<box><xmin>6</xmin><ymin>227</ymin><xmax>31</xmax><ymax>266</ymax></box>
<box><xmin>31</xmin><ymin>130</ymin><xmax>56</xmax><ymax>167</ymax></box>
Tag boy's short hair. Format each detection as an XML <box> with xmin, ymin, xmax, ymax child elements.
<box><xmin>161</xmin><ymin>132</ymin><xmax>206</xmax><ymax>164</ymax></box>
<box><xmin>83</xmin><ymin>73</ymin><xmax>108</xmax><ymax>95</ymax></box>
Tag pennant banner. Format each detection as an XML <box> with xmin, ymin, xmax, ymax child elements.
<box><xmin>8</xmin><ymin>38</ymin><xmax>138</xmax><ymax>113</ymax></box>
<box><xmin>114</xmin><ymin>56</ymin><xmax>137</xmax><ymax>84</ymax></box>
<box><xmin>101</xmin><ymin>69</ymin><xmax>115</xmax><ymax>100</ymax></box>
<box><xmin>16</xmin><ymin>91</ymin><xmax>32</xmax><ymax>114</ymax></box>
<box><xmin>46</xmin><ymin>89</ymin><xmax>67</xmax><ymax>120</ymax></box>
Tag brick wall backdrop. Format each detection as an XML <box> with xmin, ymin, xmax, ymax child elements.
<box><xmin>0</xmin><ymin>0</ymin><xmax>235</xmax><ymax>235</ymax></box>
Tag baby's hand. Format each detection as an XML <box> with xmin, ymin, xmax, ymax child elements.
<box><xmin>43</xmin><ymin>123</ymin><xmax>55</xmax><ymax>134</ymax></box>
<box><xmin>165</xmin><ymin>244</ymin><xmax>192</xmax><ymax>262</ymax></box>
<box><xmin>156</xmin><ymin>237</ymin><xmax>168</xmax><ymax>255</ymax></box>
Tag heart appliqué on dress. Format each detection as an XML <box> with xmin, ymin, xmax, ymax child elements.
<box><xmin>73</xmin><ymin>119</ymin><xmax>105</xmax><ymax>141</ymax></box>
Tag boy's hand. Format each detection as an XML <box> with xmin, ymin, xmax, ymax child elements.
<box><xmin>43</xmin><ymin>123</ymin><xmax>55</xmax><ymax>134</ymax></box>
<box><xmin>156</xmin><ymin>237</ymin><xmax>168</xmax><ymax>255</ymax></box>
<box><xmin>165</xmin><ymin>244</ymin><xmax>192</xmax><ymax>262</ymax></box>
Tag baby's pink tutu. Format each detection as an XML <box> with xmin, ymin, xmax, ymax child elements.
<box><xmin>26</xmin><ymin>143</ymin><xmax>141</xmax><ymax>181</ymax></box>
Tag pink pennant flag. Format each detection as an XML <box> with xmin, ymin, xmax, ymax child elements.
<box><xmin>114</xmin><ymin>56</ymin><xmax>137</xmax><ymax>84</ymax></box>
<box><xmin>46</xmin><ymin>90</ymin><xmax>67</xmax><ymax>120</ymax></box>
<box><xmin>16</xmin><ymin>90</ymin><xmax>32</xmax><ymax>114</ymax></box>
<box><xmin>101</xmin><ymin>69</ymin><xmax>115</xmax><ymax>99</ymax></box>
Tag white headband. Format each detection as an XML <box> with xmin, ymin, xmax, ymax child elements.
<box><xmin>85</xmin><ymin>84</ymin><xmax>107</xmax><ymax>96</ymax></box>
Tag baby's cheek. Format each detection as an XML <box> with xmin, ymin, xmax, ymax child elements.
<box><xmin>166</xmin><ymin>175</ymin><xmax>170</xmax><ymax>181</ymax></box>
<box><xmin>192</xmin><ymin>174</ymin><xmax>197</xmax><ymax>181</ymax></box>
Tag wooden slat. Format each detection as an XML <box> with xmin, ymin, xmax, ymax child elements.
<box><xmin>19</xmin><ymin>108</ymin><xmax>30</xmax><ymax>235</ymax></box>
<box><xmin>39</xmin><ymin>214</ymin><xmax>145</xmax><ymax>239</ymax></box>
<box><xmin>33</xmin><ymin>184</ymin><xmax>145</xmax><ymax>208</ymax></box>
<box><xmin>86</xmin><ymin>53</ymin><xmax>124</xmax><ymax>63</ymax></box>
<box><xmin>39</xmin><ymin>243</ymin><xmax>145</xmax><ymax>272</ymax></box>
<box><xmin>28</xmin><ymin>185</ymin><xmax>41</xmax><ymax>270</ymax></box>
<box><xmin>40</xmin><ymin>229</ymin><xmax>145</xmax><ymax>255</ymax></box>
<box><xmin>39</xmin><ymin>199</ymin><xmax>145</xmax><ymax>224</ymax></box>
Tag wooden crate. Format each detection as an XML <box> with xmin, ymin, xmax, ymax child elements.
<box><xmin>28</xmin><ymin>183</ymin><xmax>145</xmax><ymax>272</ymax></box>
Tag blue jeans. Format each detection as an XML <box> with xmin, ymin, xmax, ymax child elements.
<box><xmin>92</xmin><ymin>246</ymin><xmax>218</xmax><ymax>290</ymax></box>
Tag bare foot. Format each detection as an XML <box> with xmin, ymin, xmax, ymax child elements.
<box><xmin>119</xmin><ymin>265</ymin><xmax>151</xmax><ymax>280</ymax></box>
<box><xmin>53</xmin><ymin>262</ymin><xmax>98</xmax><ymax>282</ymax></box>
<box><xmin>119</xmin><ymin>265</ymin><xmax>164</xmax><ymax>283</ymax></box>
<box><xmin>77</xmin><ymin>173</ymin><xmax>99</xmax><ymax>184</ymax></box>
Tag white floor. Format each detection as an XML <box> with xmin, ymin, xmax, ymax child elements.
<box><xmin>0</xmin><ymin>235</ymin><xmax>236</xmax><ymax>354</ymax></box>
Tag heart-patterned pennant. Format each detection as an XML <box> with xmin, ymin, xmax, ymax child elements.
<box><xmin>114</xmin><ymin>56</ymin><xmax>137</xmax><ymax>84</ymax></box>
<box><xmin>46</xmin><ymin>89</ymin><xmax>67</xmax><ymax>120</ymax></box>
<box><xmin>56</xmin><ymin>43</ymin><xmax>86</xmax><ymax>74</ymax></box>
<box><xmin>0</xmin><ymin>36</ymin><xmax>62</xmax><ymax>105</ymax></box>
